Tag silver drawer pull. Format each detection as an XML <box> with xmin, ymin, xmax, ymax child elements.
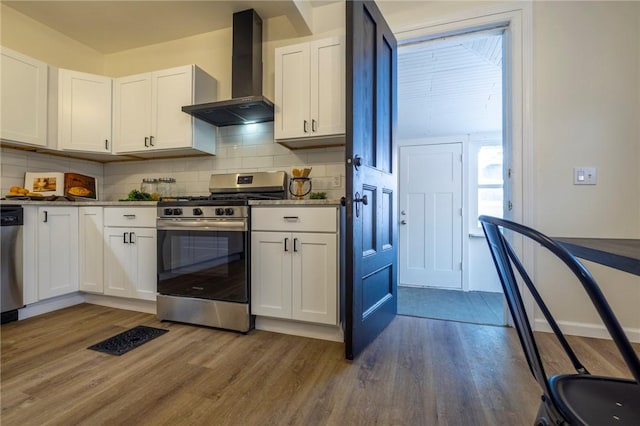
<box><xmin>283</xmin><ymin>216</ymin><xmax>299</xmax><ymax>220</ymax></box>
<box><xmin>123</xmin><ymin>214</ymin><xmax>136</xmax><ymax>218</ymax></box>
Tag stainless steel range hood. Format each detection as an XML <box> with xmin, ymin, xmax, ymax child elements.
<box><xmin>182</xmin><ymin>9</ymin><xmax>274</xmax><ymax>127</ymax></box>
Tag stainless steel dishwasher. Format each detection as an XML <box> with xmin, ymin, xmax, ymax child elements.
<box><xmin>1</xmin><ymin>206</ymin><xmax>23</xmax><ymax>324</ymax></box>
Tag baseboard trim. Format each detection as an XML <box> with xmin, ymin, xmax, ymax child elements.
<box><xmin>19</xmin><ymin>293</ymin><xmax>85</xmax><ymax>320</ymax></box>
<box><xmin>255</xmin><ymin>316</ymin><xmax>344</xmax><ymax>342</ymax></box>
<box><xmin>84</xmin><ymin>294</ymin><xmax>156</xmax><ymax>314</ymax></box>
<box><xmin>534</xmin><ymin>318</ymin><xmax>640</xmax><ymax>343</ymax></box>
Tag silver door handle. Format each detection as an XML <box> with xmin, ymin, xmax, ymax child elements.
<box><xmin>145</xmin><ymin>136</ymin><xmax>149</xmax><ymax>147</ymax></box>
<box><xmin>401</xmin><ymin>220</ymin><xmax>407</xmax><ymax>225</ymax></box>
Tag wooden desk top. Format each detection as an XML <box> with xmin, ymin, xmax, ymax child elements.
<box><xmin>555</xmin><ymin>238</ymin><xmax>640</xmax><ymax>276</ymax></box>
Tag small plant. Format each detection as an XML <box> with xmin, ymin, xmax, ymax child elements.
<box><xmin>309</xmin><ymin>192</ymin><xmax>327</xmax><ymax>199</ymax></box>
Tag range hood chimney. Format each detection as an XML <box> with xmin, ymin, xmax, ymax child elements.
<box><xmin>182</xmin><ymin>9</ymin><xmax>274</xmax><ymax>127</ymax></box>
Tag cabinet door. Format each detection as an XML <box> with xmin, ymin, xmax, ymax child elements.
<box><xmin>130</xmin><ymin>228</ymin><xmax>157</xmax><ymax>301</ymax></box>
<box><xmin>113</xmin><ymin>73</ymin><xmax>152</xmax><ymax>153</ymax></box>
<box><xmin>274</xmin><ymin>43</ymin><xmax>310</xmax><ymax>140</ymax></box>
<box><xmin>103</xmin><ymin>227</ymin><xmax>134</xmax><ymax>298</ymax></box>
<box><xmin>79</xmin><ymin>207</ymin><xmax>103</xmax><ymax>293</ymax></box>
<box><xmin>310</xmin><ymin>37</ymin><xmax>345</xmax><ymax>137</ymax></box>
<box><xmin>59</xmin><ymin>69</ymin><xmax>112</xmax><ymax>153</ymax></box>
<box><xmin>0</xmin><ymin>47</ymin><xmax>48</xmax><ymax>147</ymax></box>
<box><xmin>292</xmin><ymin>233</ymin><xmax>337</xmax><ymax>325</ymax></box>
<box><xmin>251</xmin><ymin>231</ymin><xmax>292</xmax><ymax>318</ymax></box>
<box><xmin>152</xmin><ymin>65</ymin><xmax>193</xmax><ymax>150</ymax></box>
<box><xmin>37</xmin><ymin>207</ymin><xmax>79</xmax><ymax>300</ymax></box>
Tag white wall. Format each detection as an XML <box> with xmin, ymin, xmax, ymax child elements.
<box><xmin>0</xmin><ymin>4</ymin><xmax>104</xmax><ymax>73</ymax></box>
<box><xmin>532</xmin><ymin>1</ymin><xmax>640</xmax><ymax>338</ymax></box>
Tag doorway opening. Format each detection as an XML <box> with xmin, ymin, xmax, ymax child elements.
<box><xmin>397</xmin><ymin>27</ymin><xmax>507</xmax><ymax>326</ymax></box>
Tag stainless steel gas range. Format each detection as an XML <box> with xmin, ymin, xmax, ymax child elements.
<box><xmin>156</xmin><ymin>171</ymin><xmax>288</xmax><ymax>332</ymax></box>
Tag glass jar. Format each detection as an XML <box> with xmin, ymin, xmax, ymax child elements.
<box><xmin>140</xmin><ymin>178</ymin><xmax>158</xmax><ymax>196</ymax></box>
<box><xmin>158</xmin><ymin>177</ymin><xmax>176</xmax><ymax>199</ymax></box>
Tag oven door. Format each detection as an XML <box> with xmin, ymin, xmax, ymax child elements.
<box><xmin>157</xmin><ymin>219</ymin><xmax>248</xmax><ymax>303</ymax></box>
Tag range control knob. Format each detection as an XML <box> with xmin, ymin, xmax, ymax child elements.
<box><xmin>225</xmin><ymin>208</ymin><xmax>234</xmax><ymax>216</ymax></box>
<box><xmin>215</xmin><ymin>208</ymin><xmax>225</xmax><ymax>216</ymax></box>
<box><xmin>193</xmin><ymin>208</ymin><xmax>203</xmax><ymax>216</ymax></box>
<box><xmin>172</xmin><ymin>208</ymin><xmax>183</xmax><ymax>216</ymax></box>
<box><xmin>164</xmin><ymin>208</ymin><xmax>173</xmax><ymax>215</ymax></box>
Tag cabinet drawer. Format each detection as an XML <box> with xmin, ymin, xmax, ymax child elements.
<box><xmin>251</xmin><ymin>207</ymin><xmax>337</xmax><ymax>233</ymax></box>
<box><xmin>104</xmin><ymin>207</ymin><xmax>156</xmax><ymax>227</ymax></box>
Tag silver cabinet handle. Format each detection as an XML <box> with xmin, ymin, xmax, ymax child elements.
<box><xmin>401</xmin><ymin>220</ymin><xmax>407</xmax><ymax>225</ymax></box>
<box><xmin>129</xmin><ymin>232</ymin><xmax>135</xmax><ymax>244</ymax></box>
<box><xmin>284</xmin><ymin>237</ymin><xmax>289</xmax><ymax>252</ymax></box>
<box><xmin>312</xmin><ymin>119</ymin><xmax>317</xmax><ymax>132</ymax></box>
<box><xmin>123</xmin><ymin>232</ymin><xmax>128</xmax><ymax>243</ymax></box>
<box><xmin>149</xmin><ymin>135</ymin><xmax>154</xmax><ymax>146</ymax></box>
<box><xmin>283</xmin><ymin>216</ymin><xmax>299</xmax><ymax>221</ymax></box>
<box><xmin>43</xmin><ymin>211</ymin><xmax>48</xmax><ymax>223</ymax></box>
<box><xmin>293</xmin><ymin>238</ymin><xmax>298</xmax><ymax>252</ymax></box>
<box><xmin>105</xmin><ymin>139</ymin><xmax>109</xmax><ymax>150</ymax></box>
<box><xmin>144</xmin><ymin>136</ymin><xmax>149</xmax><ymax>147</ymax></box>
<box><xmin>123</xmin><ymin>214</ymin><xmax>136</xmax><ymax>218</ymax></box>
<box><xmin>303</xmin><ymin>120</ymin><xmax>308</xmax><ymax>133</ymax></box>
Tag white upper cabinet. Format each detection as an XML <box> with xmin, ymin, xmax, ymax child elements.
<box><xmin>49</xmin><ymin>68</ymin><xmax>113</xmax><ymax>153</ymax></box>
<box><xmin>0</xmin><ymin>47</ymin><xmax>48</xmax><ymax>147</ymax></box>
<box><xmin>275</xmin><ymin>37</ymin><xmax>345</xmax><ymax>149</ymax></box>
<box><xmin>113</xmin><ymin>64</ymin><xmax>217</xmax><ymax>155</ymax></box>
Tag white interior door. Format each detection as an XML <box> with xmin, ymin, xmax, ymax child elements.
<box><xmin>399</xmin><ymin>143</ymin><xmax>462</xmax><ymax>289</ymax></box>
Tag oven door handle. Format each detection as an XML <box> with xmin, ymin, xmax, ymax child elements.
<box><xmin>157</xmin><ymin>220</ymin><xmax>247</xmax><ymax>232</ymax></box>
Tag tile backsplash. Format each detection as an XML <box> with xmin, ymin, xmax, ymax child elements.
<box><xmin>1</xmin><ymin>122</ymin><xmax>346</xmax><ymax>200</ymax></box>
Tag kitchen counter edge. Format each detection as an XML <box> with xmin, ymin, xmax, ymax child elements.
<box><xmin>249</xmin><ymin>199</ymin><xmax>342</xmax><ymax>206</ymax></box>
<box><xmin>0</xmin><ymin>200</ymin><xmax>158</xmax><ymax>206</ymax></box>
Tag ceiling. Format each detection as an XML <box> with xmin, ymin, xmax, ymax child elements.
<box><xmin>398</xmin><ymin>30</ymin><xmax>504</xmax><ymax>139</ymax></box>
<box><xmin>3</xmin><ymin>1</ymin><xmax>336</xmax><ymax>54</ymax></box>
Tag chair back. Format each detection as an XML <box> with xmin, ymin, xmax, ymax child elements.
<box><xmin>479</xmin><ymin>215</ymin><xmax>640</xmax><ymax>394</ymax></box>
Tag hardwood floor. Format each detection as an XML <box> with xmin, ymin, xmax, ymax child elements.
<box><xmin>1</xmin><ymin>304</ymin><xmax>636</xmax><ymax>425</ymax></box>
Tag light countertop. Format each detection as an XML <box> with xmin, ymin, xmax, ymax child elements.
<box><xmin>1</xmin><ymin>199</ymin><xmax>157</xmax><ymax>207</ymax></box>
<box><xmin>249</xmin><ymin>199</ymin><xmax>342</xmax><ymax>206</ymax></box>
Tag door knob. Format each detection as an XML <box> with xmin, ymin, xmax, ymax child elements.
<box><xmin>354</xmin><ymin>193</ymin><xmax>368</xmax><ymax>205</ymax></box>
<box><xmin>354</xmin><ymin>192</ymin><xmax>368</xmax><ymax>218</ymax></box>
<box><xmin>401</xmin><ymin>220</ymin><xmax>407</xmax><ymax>225</ymax></box>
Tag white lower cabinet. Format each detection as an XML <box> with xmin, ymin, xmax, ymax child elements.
<box><xmin>103</xmin><ymin>207</ymin><xmax>156</xmax><ymax>301</ymax></box>
<box><xmin>36</xmin><ymin>207</ymin><xmax>79</xmax><ymax>300</ymax></box>
<box><xmin>79</xmin><ymin>207</ymin><xmax>103</xmax><ymax>293</ymax></box>
<box><xmin>251</xmin><ymin>207</ymin><xmax>338</xmax><ymax>325</ymax></box>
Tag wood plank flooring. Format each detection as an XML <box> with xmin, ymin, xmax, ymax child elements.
<box><xmin>1</xmin><ymin>304</ymin><xmax>637</xmax><ymax>425</ymax></box>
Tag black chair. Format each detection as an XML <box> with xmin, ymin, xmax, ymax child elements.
<box><xmin>479</xmin><ymin>215</ymin><xmax>640</xmax><ymax>425</ymax></box>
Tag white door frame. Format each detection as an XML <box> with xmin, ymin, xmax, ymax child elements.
<box><xmin>393</xmin><ymin>3</ymin><xmax>535</xmax><ymax>322</ymax></box>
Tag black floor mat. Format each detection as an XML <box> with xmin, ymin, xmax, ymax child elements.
<box><xmin>88</xmin><ymin>325</ymin><xmax>168</xmax><ymax>356</ymax></box>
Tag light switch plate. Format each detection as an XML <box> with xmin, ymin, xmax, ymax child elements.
<box><xmin>574</xmin><ymin>167</ymin><xmax>597</xmax><ymax>185</ymax></box>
